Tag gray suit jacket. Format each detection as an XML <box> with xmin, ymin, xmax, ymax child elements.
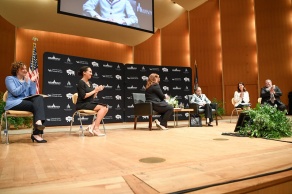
<box><xmin>190</xmin><ymin>94</ymin><xmax>211</xmax><ymax>108</ymax></box>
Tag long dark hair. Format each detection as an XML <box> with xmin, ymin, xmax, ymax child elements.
<box><xmin>237</xmin><ymin>82</ymin><xmax>246</xmax><ymax>92</ymax></box>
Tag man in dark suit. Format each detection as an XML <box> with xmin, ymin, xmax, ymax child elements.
<box><xmin>190</xmin><ymin>87</ymin><xmax>213</xmax><ymax>126</ymax></box>
<box><xmin>145</xmin><ymin>73</ymin><xmax>173</xmax><ymax>130</ymax></box>
<box><xmin>260</xmin><ymin>79</ymin><xmax>286</xmax><ymax>111</ymax></box>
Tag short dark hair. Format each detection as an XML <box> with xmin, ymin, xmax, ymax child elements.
<box><xmin>78</xmin><ymin>66</ymin><xmax>90</xmax><ymax>76</ymax></box>
<box><xmin>11</xmin><ymin>61</ymin><xmax>25</xmax><ymax>76</ymax></box>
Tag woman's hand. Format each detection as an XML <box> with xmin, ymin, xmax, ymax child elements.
<box><xmin>24</xmin><ymin>73</ymin><xmax>30</xmax><ymax>83</ymax></box>
<box><xmin>30</xmin><ymin>73</ymin><xmax>39</xmax><ymax>82</ymax></box>
<box><xmin>94</xmin><ymin>85</ymin><xmax>105</xmax><ymax>93</ymax></box>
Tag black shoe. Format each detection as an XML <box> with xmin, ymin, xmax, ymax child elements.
<box><xmin>207</xmin><ymin>123</ymin><xmax>213</xmax><ymax>127</ymax></box>
<box><xmin>35</xmin><ymin>124</ymin><xmax>45</xmax><ymax>130</ymax></box>
<box><xmin>31</xmin><ymin>135</ymin><xmax>47</xmax><ymax>143</ymax></box>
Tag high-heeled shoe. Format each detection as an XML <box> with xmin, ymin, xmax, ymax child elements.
<box><xmin>154</xmin><ymin>119</ymin><xmax>160</xmax><ymax>125</ymax></box>
<box><xmin>156</xmin><ymin>123</ymin><xmax>168</xmax><ymax>130</ymax></box>
<box><xmin>93</xmin><ymin>129</ymin><xmax>105</xmax><ymax>137</ymax></box>
<box><xmin>31</xmin><ymin>135</ymin><xmax>47</xmax><ymax>143</ymax></box>
<box><xmin>85</xmin><ymin>125</ymin><xmax>94</xmax><ymax>136</ymax></box>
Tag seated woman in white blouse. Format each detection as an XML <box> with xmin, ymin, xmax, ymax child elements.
<box><xmin>234</xmin><ymin>82</ymin><xmax>250</xmax><ymax>109</ymax></box>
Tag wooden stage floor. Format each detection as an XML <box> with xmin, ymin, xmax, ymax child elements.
<box><xmin>1</xmin><ymin>117</ymin><xmax>292</xmax><ymax>194</ymax></box>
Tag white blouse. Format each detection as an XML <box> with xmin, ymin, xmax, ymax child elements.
<box><xmin>233</xmin><ymin>91</ymin><xmax>250</xmax><ymax>107</ymax></box>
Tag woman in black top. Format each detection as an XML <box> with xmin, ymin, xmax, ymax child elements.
<box><xmin>145</xmin><ymin>73</ymin><xmax>173</xmax><ymax>130</ymax></box>
<box><xmin>76</xmin><ymin>66</ymin><xmax>108</xmax><ymax>136</ymax></box>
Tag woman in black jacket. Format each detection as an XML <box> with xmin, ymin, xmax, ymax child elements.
<box><xmin>145</xmin><ymin>73</ymin><xmax>173</xmax><ymax>130</ymax></box>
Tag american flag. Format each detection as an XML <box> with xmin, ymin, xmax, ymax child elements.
<box><xmin>29</xmin><ymin>42</ymin><xmax>39</xmax><ymax>94</ymax></box>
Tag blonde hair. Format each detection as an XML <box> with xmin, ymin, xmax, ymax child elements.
<box><xmin>146</xmin><ymin>73</ymin><xmax>159</xmax><ymax>89</ymax></box>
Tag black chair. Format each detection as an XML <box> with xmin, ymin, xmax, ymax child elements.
<box><xmin>132</xmin><ymin>93</ymin><xmax>157</xmax><ymax>130</ymax></box>
<box><xmin>188</xmin><ymin>95</ymin><xmax>218</xmax><ymax>126</ymax></box>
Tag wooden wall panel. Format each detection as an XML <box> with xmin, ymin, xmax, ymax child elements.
<box><xmin>15</xmin><ymin>28</ymin><xmax>133</xmax><ymax>93</ymax></box>
<box><xmin>255</xmin><ymin>0</ymin><xmax>292</xmax><ymax>105</ymax></box>
<box><xmin>220</xmin><ymin>0</ymin><xmax>258</xmax><ymax>114</ymax></box>
<box><xmin>161</xmin><ymin>12</ymin><xmax>190</xmax><ymax>67</ymax></box>
<box><xmin>0</xmin><ymin>16</ymin><xmax>15</xmax><ymax>93</ymax></box>
<box><xmin>134</xmin><ymin>29</ymin><xmax>161</xmax><ymax>65</ymax></box>
<box><xmin>189</xmin><ymin>0</ymin><xmax>222</xmax><ymax>101</ymax></box>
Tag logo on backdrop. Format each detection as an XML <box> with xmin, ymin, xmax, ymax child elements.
<box><xmin>48</xmin><ymin>55</ymin><xmax>61</xmax><ymax>61</ymax></box>
<box><xmin>43</xmin><ymin>52</ymin><xmax>191</xmax><ymax>126</ymax></box>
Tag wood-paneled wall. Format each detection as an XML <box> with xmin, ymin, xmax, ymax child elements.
<box><xmin>255</xmin><ymin>0</ymin><xmax>292</xmax><ymax>104</ymax></box>
<box><xmin>189</xmin><ymin>0</ymin><xmax>223</xmax><ymax>101</ymax></box>
<box><xmin>0</xmin><ymin>16</ymin><xmax>15</xmax><ymax>92</ymax></box>
<box><xmin>161</xmin><ymin>12</ymin><xmax>190</xmax><ymax>67</ymax></box>
<box><xmin>134</xmin><ymin>29</ymin><xmax>161</xmax><ymax>65</ymax></box>
<box><xmin>220</xmin><ymin>0</ymin><xmax>258</xmax><ymax>113</ymax></box>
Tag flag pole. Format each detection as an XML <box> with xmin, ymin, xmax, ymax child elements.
<box><xmin>29</xmin><ymin>37</ymin><xmax>40</xmax><ymax>94</ymax></box>
<box><xmin>194</xmin><ymin>60</ymin><xmax>198</xmax><ymax>90</ymax></box>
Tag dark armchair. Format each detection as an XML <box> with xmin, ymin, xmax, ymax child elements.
<box><xmin>132</xmin><ymin>93</ymin><xmax>157</xmax><ymax>130</ymax></box>
<box><xmin>188</xmin><ymin>95</ymin><xmax>218</xmax><ymax>126</ymax></box>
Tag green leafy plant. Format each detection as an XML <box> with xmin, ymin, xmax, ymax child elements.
<box><xmin>0</xmin><ymin>92</ymin><xmax>32</xmax><ymax>130</ymax></box>
<box><xmin>211</xmin><ymin>98</ymin><xmax>225</xmax><ymax>117</ymax></box>
<box><xmin>238</xmin><ymin>104</ymin><xmax>292</xmax><ymax>139</ymax></box>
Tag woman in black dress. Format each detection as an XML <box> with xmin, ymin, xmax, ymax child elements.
<box><xmin>76</xmin><ymin>66</ymin><xmax>108</xmax><ymax>136</ymax></box>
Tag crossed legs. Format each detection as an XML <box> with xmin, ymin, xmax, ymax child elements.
<box><xmin>91</xmin><ymin>105</ymin><xmax>108</xmax><ymax>135</ymax></box>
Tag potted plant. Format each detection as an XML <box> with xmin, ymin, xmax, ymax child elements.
<box><xmin>211</xmin><ymin>98</ymin><xmax>225</xmax><ymax>118</ymax></box>
<box><xmin>238</xmin><ymin>104</ymin><xmax>292</xmax><ymax>139</ymax></box>
<box><xmin>0</xmin><ymin>92</ymin><xmax>32</xmax><ymax>130</ymax></box>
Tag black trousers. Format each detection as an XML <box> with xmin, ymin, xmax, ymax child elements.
<box><xmin>153</xmin><ymin>104</ymin><xmax>174</xmax><ymax>127</ymax></box>
<box><xmin>10</xmin><ymin>96</ymin><xmax>46</xmax><ymax>135</ymax></box>
<box><xmin>201</xmin><ymin>104</ymin><xmax>213</xmax><ymax>122</ymax></box>
<box><xmin>264</xmin><ymin>100</ymin><xmax>286</xmax><ymax>111</ymax></box>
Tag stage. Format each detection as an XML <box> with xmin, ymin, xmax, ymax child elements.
<box><xmin>0</xmin><ymin>117</ymin><xmax>292</xmax><ymax>193</ymax></box>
